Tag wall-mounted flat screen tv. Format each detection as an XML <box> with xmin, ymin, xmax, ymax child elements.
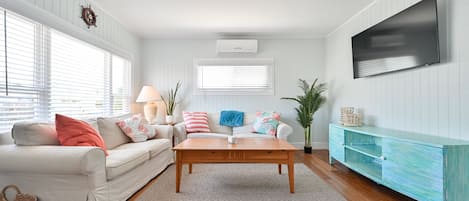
<box><xmin>352</xmin><ymin>0</ymin><xmax>440</xmax><ymax>79</ymax></box>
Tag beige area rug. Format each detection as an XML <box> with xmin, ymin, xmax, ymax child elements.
<box><xmin>135</xmin><ymin>163</ymin><xmax>346</xmax><ymax>201</ymax></box>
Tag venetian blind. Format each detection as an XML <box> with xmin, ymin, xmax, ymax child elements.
<box><xmin>0</xmin><ymin>8</ymin><xmax>132</xmax><ymax>133</ymax></box>
<box><xmin>0</xmin><ymin>11</ymin><xmax>45</xmax><ymax>132</ymax></box>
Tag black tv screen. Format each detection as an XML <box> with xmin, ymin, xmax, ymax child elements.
<box><xmin>352</xmin><ymin>0</ymin><xmax>440</xmax><ymax>78</ymax></box>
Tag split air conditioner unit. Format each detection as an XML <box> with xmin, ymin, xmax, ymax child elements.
<box><xmin>216</xmin><ymin>39</ymin><xmax>258</xmax><ymax>53</ymax></box>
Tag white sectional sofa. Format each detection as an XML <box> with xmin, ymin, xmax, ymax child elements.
<box><xmin>0</xmin><ymin>115</ymin><xmax>174</xmax><ymax>201</ymax></box>
<box><xmin>174</xmin><ymin>113</ymin><xmax>293</xmax><ymax>144</ymax></box>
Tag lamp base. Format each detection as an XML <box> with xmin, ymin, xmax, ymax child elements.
<box><xmin>143</xmin><ymin>102</ymin><xmax>158</xmax><ymax>124</ymax></box>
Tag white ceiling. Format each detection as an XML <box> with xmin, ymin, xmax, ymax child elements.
<box><xmin>93</xmin><ymin>0</ymin><xmax>375</xmax><ymax>39</ymax></box>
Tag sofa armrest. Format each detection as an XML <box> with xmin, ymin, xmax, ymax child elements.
<box><xmin>173</xmin><ymin>122</ymin><xmax>187</xmax><ymax>144</ymax></box>
<box><xmin>0</xmin><ymin>145</ymin><xmax>106</xmax><ymax>185</ymax></box>
<box><xmin>151</xmin><ymin>125</ymin><xmax>173</xmax><ymax>141</ymax></box>
<box><xmin>277</xmin><ymin>122</ymin><xmax>293</xmax><ymax>140</ymax></box>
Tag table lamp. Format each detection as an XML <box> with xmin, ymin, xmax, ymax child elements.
<box><xmin>136</xmin><ymin>85</ymin><xmax>161</xmax><ymax>124</ymax></box>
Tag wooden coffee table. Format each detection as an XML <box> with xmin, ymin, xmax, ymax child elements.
<box><xmin>173</xmin><ymin>138</ymin><xmax>298</xmax><ymax>193</ymax></box>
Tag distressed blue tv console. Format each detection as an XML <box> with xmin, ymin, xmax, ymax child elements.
<box><xmin>329</xmin><ymin>124</ymin><xmax>469</xmax><ymax>201</ymax></box>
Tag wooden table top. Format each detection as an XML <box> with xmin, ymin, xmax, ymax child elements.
<box><xmin>173</xmin><ymin>138</ymin><xmax>298</xmax><ymax>151</ymax></box>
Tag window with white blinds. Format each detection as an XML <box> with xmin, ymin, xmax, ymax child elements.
<box><xmin>0</xmin><ymin>8</ymin><xmax>131</xmax><ymax>133</ymax></box>
<box><xmin>194</xmin><ymin>58</ymin><xmax>274</xmax><ymax>95</ymax></box>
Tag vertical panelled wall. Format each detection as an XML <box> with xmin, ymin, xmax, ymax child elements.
<box><xmin>325</xmin><ymin>0</ymin><xmax>469</xmax><ymax>140</ymax></box>
<box><xmin>1</xmin><ymin>0</ymin><xmax>142</xmax><ymax>112</ymax></box>
<box><xmin>142</xmin><ymin>39</ymin><xmax>327</xmax><ymax>146</ymax></box>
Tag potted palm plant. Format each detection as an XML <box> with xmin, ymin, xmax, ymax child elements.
<box><xmin>161</xmin><ymin>81</ymin><xmax>182</xmax><ymax>124</ymax></box>
<box><xmin>281</xmin><ymin>78</ymin><xmax>326</xmax><ymax>153</ymax></box>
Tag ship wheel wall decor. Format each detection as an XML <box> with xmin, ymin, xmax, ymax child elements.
<box><xmin>81</xmin><ymin>5</ymin><xmax>97</xmax><ymax>28</ymax></box>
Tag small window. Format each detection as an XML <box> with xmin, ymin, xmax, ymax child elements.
<box><xmin>194</xmin><ymin>58</ymin><xmax>274</xmax><ymax>95</ymax></box>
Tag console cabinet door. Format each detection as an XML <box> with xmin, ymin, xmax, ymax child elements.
<box><xmin>329</xmin><ymin>125</ymin><xmax>344</xmax><ymax>163</ymax></box>
<box><xmin>382</xmin><ymin>139</ymin><xmax>444</xmax><ymax>201</ymax></box>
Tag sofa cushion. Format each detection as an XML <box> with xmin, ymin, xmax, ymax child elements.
<box><xmin>113</xmin><ymin>139</ymin><xmax>171</xmax><ymax>158</ymax></box>
<box><xmin>55</xmin><ymin>114</ymin><xmax>108</xmax><ymax>156</ymax></box>
<box><xmin>11</xmin><ymin>122</ymin><xmax>59</xmax><ymax>146</ymax></box>
<box><xmin>116</xmin><ymin>115</ymin><xmax>157</xmax><ymax>142</ymax></box>
<box><xmin>253</xmin><ymin>112</ymin><xmax>280</xmax><ymax>136</ymax></box>
<box><xmin>207</xmin><ymin>114</ymin><xmax>232</xmax><ymax>134</ymax></box>
<box><xmin>232</xmin><ymin>124</ymin><xmax>254</xmax><ymax>135</ymax></box>
<box><xmin>183</xmin><ymin>112</ymin><xmax>211</xmax><ymax>133</ymax></box>
<box><xmin>187</xmin><ymin>133</ymin><xmax>230</xmax><ymax>138</ymax></box>
<box><xmin>106</xmin><ymin>148</ymin><xmax>149</xmax><ymax>180</ymax></box>
<box><xmin>97</xmin><ymin>117</ymin><xmax>130</xmax><ymax>149</ymax></box>
<box><xmin>233</xmin><ymin>133</ymin><xmax>275</xmax><ymax>139</ymax></box>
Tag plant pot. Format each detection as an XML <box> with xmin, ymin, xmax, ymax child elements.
<box><xmin>304</xmin><ymin>126</ymin><xmax>312</xmax><ymax>154</ymax></box>
<box><xmin>165</xmin><ymin>115</ymin><xmax>174</xmax><ymax>124</ymax></box>
<box><xmin>304</xmin><ymin>146</ymin><xmax>312</xmax><ymax>154</ymax></box>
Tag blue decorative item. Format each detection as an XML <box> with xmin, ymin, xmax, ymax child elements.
<box><xmin>219</xmin><ymin>110</ymin><xmax>244</xmax><ymax>127</ymax></box>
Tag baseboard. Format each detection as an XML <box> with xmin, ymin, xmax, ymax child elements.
<box><xmin>290</xmin><ymin>142</ymin><xmax>328</xmax><ymax>150</ymax></box>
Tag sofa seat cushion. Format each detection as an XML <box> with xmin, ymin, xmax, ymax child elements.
<box><xmin>187</xmin><ymin>133</ymin><xmax>230</xmax><ymax>138</ymax></box>
<box><xmin>113</xmin><ymin>139</ymin><xmax>171</xmax><ymax>158</ymax></box>
<box><xmin>233</xmin><ymin>133</ymin><xmax>275</xmax><ymax>139</ymax></box>
<box><xmin>106</xmin><ymin>148</ymin><xmax>149</xmax><ymax>180</ymax></box>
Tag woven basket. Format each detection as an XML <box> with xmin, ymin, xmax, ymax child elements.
<box><xmin>1</xmin><ymin>185</ymin><xmax>37</xmax><ymax>201</ymax></box>
<box><xmin>340</xmin><ymin>107</ymin><xmax>354</xmax><ymax>125</ymax></box>
<box><xmin>343</xmin><ymin>113</ymin><xmax>362</xmax><ymax>127</ymax></box>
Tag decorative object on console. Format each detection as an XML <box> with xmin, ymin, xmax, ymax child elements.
<box><xmin>252</xmin><ymin>112</ymin><xmax>280</xmax><ymax>136</ymax></box>
<box><xmin>219</xmin><ymin>110</ymin><xmax>244</xmax><ymax>127</ymax></box>
<box><xmin>116</xmin><ymin>114</ymin><xmax>158</xmax><ymax>143</ymax></box>
<box><xmin>182</xmin><ymin>112</ymin><xmax>211</xmax><ymax>133</ymax></box>
<box><xmin>80</xmin><ymin>4</ymin><xmax>97</xmax><ymax>29</ymax></box>
<box><xmin>340</xmin><ymin>107</ymin><xmax>362</xmax><ymax>127</ymax></box>
<box><xmin>343</xmin><ymin>113</ymin><xmax>362</xmax><ymax>127</ymax></box>
<box><xmin>136</xmin><ymin>85</ymin><xmax>161</xmax><ymax>124</ymax></box>
<box><xmin>340</xmin><ymin>107</ymin><xmax>354</xmax><ymax>124</ymax></box>
<box><xmin>161</xmin><ymin>81</ymin><xmax>182</xmax><ymax>124</ymax></box>
<box><xmin>1</xmin><ymin>185</ymin><xmax>37</xmax><ymax>201</ymax></box>
<box><xmin>281</xmin><ymin>78</ymin><xmax>326</xmax><ymax>154</ymax></box>
<box><xmin>55</xmin><ymin>114</ymin><xmax>108</xmax><ymax>156</ymax></box>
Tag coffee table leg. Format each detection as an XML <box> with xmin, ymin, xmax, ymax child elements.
<box><xmin>189</xmin><ymin>163</ymin><xmax>192</xmax><ymax>174</ymax></box>
<box><xmin>176</xmin><ymin>151</ymin><xmax>182</xmax><ymax>193</ymax></box>
<box><xmin>288</xmin><ymin>152</ymin><xmax>295</xmax><ymax>193</ymax></box>
<box><xmin>278</xmin><ymin>164</ymin><xmax>282</xmax><ymax>174</ymax></box>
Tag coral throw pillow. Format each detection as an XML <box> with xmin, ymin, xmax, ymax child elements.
<box><xmin>183</xmin><ymin>112</ymin><xmax>211</xmax><ymax>133</ymax></box>
<box><xmin>253</xmin><ymin>112</ymin><xmax>281</xmax><ymax>136</ymax></box>
<box><xmin>116</xmin><ymin>114</ymin><xmax>157</xmax><ymax>142</ymax></box>
<box><xmin>55</xmin><ymin>114</ymin><xmax>108</xmax><ymax>156</ymax></box>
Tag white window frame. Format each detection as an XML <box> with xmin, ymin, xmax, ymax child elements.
<box><xmin>193</xmin><ymin>58</ymin><xmax>275</xmax><ymax>95</ymax></box>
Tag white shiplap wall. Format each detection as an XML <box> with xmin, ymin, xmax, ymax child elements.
<box><xmin>0</xmin><ymin>0</ymin><xmax>142</xmax><ymax>144</ymax></box>
<box><xmin>142</xmin><ymin>39</ymin><xmax>328</xmax><ymax>146</ymax></box>
<box><xmin>325</xmin><ymin>0</ymin><xmax>469</xmax><ymax>140</ymax></box>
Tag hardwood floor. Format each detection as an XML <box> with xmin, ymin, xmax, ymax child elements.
<box><xmin>296</xmin><ymin>150</ymin><xmax>415</xmax><ymax>201</ymax></box>
<box><xmin>129</xmin><ymin>150</ymin><xmax>415</xmax><ymax>201</ymax></box>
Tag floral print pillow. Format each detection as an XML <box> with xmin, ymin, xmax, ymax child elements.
<box><xmin>116</xmin><ymin>114</ymin><xmax>157</xmax><ymax>142</ymax></box>
<box><xmin>252</xmin><ymin>112</ymin><xmax>281</xmax><ymax>136</ymax></box>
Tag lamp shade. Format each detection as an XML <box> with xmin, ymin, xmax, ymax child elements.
<box><xmin>136</xmin><ymin>85</ymin><xmax>161</xmax><ymax>102</ymax></box>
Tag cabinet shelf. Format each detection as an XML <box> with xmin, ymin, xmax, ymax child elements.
<box><xmin>344</xmin><ymin>148</ymin><xmax>382</xmax><ymax>182</ymax></box>
<box><xmin>345</xmin><ymin>144</ymin><xmax>382</xmax><ymax>160</ymax></box>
